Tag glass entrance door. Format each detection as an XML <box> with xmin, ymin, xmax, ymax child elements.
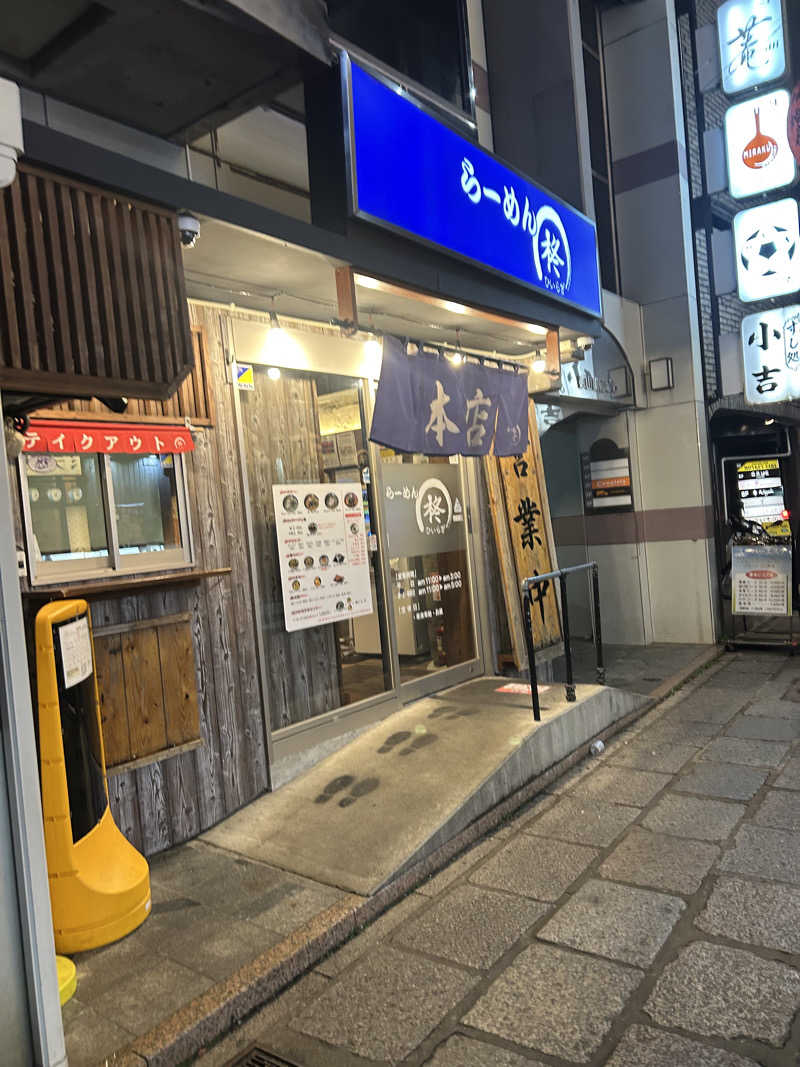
<box><xmin>376</xmin><ymin>450</ymin><xmax>482</xmax><ymax>701</ymax></box>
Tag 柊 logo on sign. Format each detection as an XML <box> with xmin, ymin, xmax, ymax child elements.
<box><xmin>415</xmin><ymin>477</ymin><xmax>453</xmax><ymax>536</ymax></box>
<box><xmin>532</xmin><ymin>206</ymin><xmax>572</xmax><ymax>297</ymax></box>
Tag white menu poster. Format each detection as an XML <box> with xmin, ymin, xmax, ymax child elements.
<box><xmin>273</xmin><ymin>482</ymin><xmax>373</xmax><ymax>633</ymax></box>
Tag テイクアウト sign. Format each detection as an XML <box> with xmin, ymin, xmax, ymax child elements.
<box><xmin>343</xmin><ymin>57</ymin><xmax>602</xmax><ymax>318</ymax></box>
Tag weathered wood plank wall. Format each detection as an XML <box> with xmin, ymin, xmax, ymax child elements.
<box><xmin>11</xmin><ymin>312</ymin><xmax>269</xmax><ymax>856</ymax></box>
<box><xmin>233</xmin><ymin>353</ymin><xmax>341</xmax><ymax>731</ymax></box>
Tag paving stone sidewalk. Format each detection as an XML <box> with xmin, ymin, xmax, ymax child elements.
<box><xmin>198</xmin><ymin>651</ymin><xmax>800</xmax><ymax>1066</ymax></box>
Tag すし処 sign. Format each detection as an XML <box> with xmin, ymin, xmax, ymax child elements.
<box><xmin>741</xmin><ymin>304</ymin><xmax>800</xmax><ymax>404</ymax></box>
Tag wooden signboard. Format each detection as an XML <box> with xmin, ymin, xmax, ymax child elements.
<box><xmin>485</xmin><ymin>401</ymin><xmax>561</xmax><ymax>667</ymax></box>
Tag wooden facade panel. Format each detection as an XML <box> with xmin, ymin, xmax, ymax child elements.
<box><xmin>94</xmin><ymin>633</ymin><xmax>130</xmax><ymax>768</ymax></box>
<box><xmin>0</xmin><ymin>166</ymin><xmax>194</xmax><ymax>400</ymax></box>
<box><xmin>29</xmin><ymin>326</ymin><xmax>214</xmax><ymax>427</ymax></box>
<box><xmin>193</xmin><ymin>306</ymin><xmax>267</xmax><ymax>797</ymax></box>
<box><xmin>158</xmin><ymin>621</ymin><xmax>201</xmax><ymax>747</ymax></box>
<box><xmin>229</xmin><ymin>323</ymin><xmax>340</xmax><ymax>732</ymax></box>
<box><xmin>122</xmin><ymin>628</ymin><xmax>167</xmax><ymax>759</ymax></box>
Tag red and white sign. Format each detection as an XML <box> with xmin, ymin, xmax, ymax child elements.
<box><xmin>22</xmin><ymin>420</ymin><xmax>194</xmax><ymax>455</ymax></box>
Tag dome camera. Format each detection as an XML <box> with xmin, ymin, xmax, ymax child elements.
<box><xmin>177</xmin><ymin>211</ymin><xmax>200</xmax><ymax>248</ymax></box>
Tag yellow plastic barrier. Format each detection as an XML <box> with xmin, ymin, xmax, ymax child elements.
<box><xmin>35</xmin><ymin>599</ymin><xmax>150</xmax><ymax>953</ymax></box>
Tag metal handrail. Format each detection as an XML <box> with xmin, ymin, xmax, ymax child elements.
<box><xmin>521</xmin><ymin>562</ymin><xmax>605</xmax><ymax>722</ymax></box>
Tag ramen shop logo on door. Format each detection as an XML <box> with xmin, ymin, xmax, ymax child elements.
<box><xmin>724</xmin><ymin>89</ymin><xmax>796</xmax><ymax>198</ymax></box>
<box><xmin>415</xmin><ymin>477</ymin><xmax>453</xmax><ymax>536</ymax></box>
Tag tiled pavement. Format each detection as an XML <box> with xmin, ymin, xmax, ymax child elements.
<box><xmin>197</xmin><ymin>651</ymin><xmax>800</xmax><ymax>1066</ymax></box>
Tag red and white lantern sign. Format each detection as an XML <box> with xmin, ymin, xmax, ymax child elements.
<box><xmin>21</xmin><ymin>420</ymin><xmax>195</xmax><ymax>455</ymax></box>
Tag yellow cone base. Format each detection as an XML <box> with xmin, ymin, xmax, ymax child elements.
<box><xmin>57</xmin><ymin>956</ymin><xmax>76</xmax><ymax>1006</ymax></box>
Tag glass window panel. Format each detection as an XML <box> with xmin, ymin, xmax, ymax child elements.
<box><xmin>593</xmin><ymin>175</ymin><xmax>619</xmax><ymax>293</ymax></box>
<box><xmin>584</xmin><ymin>50</ymin><xmax>608</xmax><ymax>178</ymax></box>
<box><xmin>379</xmin><ymin>451</ymin><xmax>475</xmax><ymax>684</ymax></box>
<box><xmin>26</xmin><ymin>453</ymin><xmax>109</xmax><ymax>564</ymax></box>
<box><xmin>239</xmin><ymin>367</ymin><xmax>392</xmax><ymax>732</ymax></box>
<box><xmin>580</xmin><ymin>0</ymin><xmax>599</xmax><ymax>52</ymax></box>
<box><xmin>327</xmin><ymin>0</ymin><xmax>470</xmax><ymax>110</ymax></box>
<box><xmin>110</xmin><ymin>453</ymin><xmax>182</xmax><ymax>556</ymax></box>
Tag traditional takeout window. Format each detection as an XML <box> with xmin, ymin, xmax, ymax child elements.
<box><xmin>19</xmin><ymin>421</ymin><xmax>194</xmax><ymax>585</ymax></box>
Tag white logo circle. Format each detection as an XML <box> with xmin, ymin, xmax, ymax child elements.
<box><xmin>415</xmin><ymin>478</ymin><xmax>453</xmax><ymax>534</ymax></box>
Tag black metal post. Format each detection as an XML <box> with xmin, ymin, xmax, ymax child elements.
<box><xmin>522</xmin><ymin>591</ymin><xmax>541</xmax><ymax>722</ymax></box>
<box><xmin>591</xmin><ymin>563</ymin><xmax>606</xmax><ymax>685</ymax></box>
<box><xmin>559</xmin><ymin>572</ymin><xmax>576</xmax><ymax>702</ymax></box>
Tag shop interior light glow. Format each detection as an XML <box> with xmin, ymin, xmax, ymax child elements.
<box><xmin>267</xmin><ymin>366</ymin><xmax>281</xmax><ymax>380</ymax></box>
<box><xmin>531</xmin><ymin>357</ymin><xmax>547</xmax><ymax>373</ymax></box>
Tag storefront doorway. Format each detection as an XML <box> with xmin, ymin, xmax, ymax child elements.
<box><xmin>378</xmin><ymin>448</ymin><xmax>480</xmax><ymax>701</ymax></box>
<box><xmin>230</xmin><ymin>330</ymin><xmax>484</xmax><ymax>758</ymax></box>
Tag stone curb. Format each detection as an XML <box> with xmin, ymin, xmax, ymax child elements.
<box><xmin>114</xmin><ymin>644</ymin><xmax>725</xmax><ymax>1066</ymax></box>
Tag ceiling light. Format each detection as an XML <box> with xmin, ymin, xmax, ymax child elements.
<box><xmin>365</xmin><ymin>336</ymin><xmax>382</xmax><ymax>358</ymax></box>
<box><xmin>441</xmin><ymin>300</ymin><xmax>468</xmax><ymax>315</ymax></box>
<box><xmin>448</xmin><ymin>352</ymin><xmax>464</xmax><ymax>365</ymax></box>
<box><xmin>522</xmin><ymin>323</ymin><xmax>548</xmax><ymax>336</ymax></box>
<box><xmin>532</xmin><ymin>358</ymin><xmax>547</xmax><ymax>373</ymax></box>
<box><xmin>354</xmin><ymin>274</ymin><xmax>383</xmax><ymax>291</ymax></box>
<box><xmin>267</xmin><ymin>366</ymin><xmax>281</xmax><ymax>380</ymax></box>
<box><xmin>269</xmin><ymin>311</ymin><xmax>285</xmax><ymax>337</ymax></box>
<box><xmin>765</xmin><ymin>417</ymin><xmax>775</xmax><ymax>425</ymax></box>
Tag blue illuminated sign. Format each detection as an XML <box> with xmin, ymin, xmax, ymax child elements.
<box><xmin>345</xmin><ymin>58</ymin><xmax>602</xmax><ymax>319</ymax></box>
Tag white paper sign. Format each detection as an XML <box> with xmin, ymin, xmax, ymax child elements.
<box><xmin>273</xmin><ymin>482</ymin><xmax>373</xmax><ymax>633</ymax></box>
<box><xmin>59</xmin><ymin>615</ymin><xmax>93</xmax><ymax>688</ymax></box>
<box><xmin>732</xmin><ymin>544</ymin><xmax>791</xmax><ymax>616</ymax></box>
<box><xmin>742</xmin><ymin>304</ymin><xmax>800</xmax><ymax>403</ymax></box>
<box><xmin>717</xmin><ymin>0</ymin><xmax>786</xmax><ymax>96</ymax></box>
<box><xmin>725</xmin><ymin>89</ymin><xmax>796</xmax><ymax>198</ymax></box>
<box><xmin>734</xmin><ymin>198</ymin><xmax>800</xmax><ymax>303</ymax></box>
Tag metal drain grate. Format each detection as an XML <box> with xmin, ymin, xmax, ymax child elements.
<box><xmin>225</xmin><ymin>1044</ymin><xmax>302</xmax><ymax>1067</ymax></box>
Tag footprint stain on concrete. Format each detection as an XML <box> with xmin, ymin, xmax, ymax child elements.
<box><xmin>338</xmin><ymin>778</ymin><xmax>380</xmax><ymax>807</ymax></box>
<box><xmin>377</xmin><ymin>731</ymin><xmax>411</xmax><ymax>754</ymax></box>
<box><xmin>428</xmin><ymin>705</ymin><xmax>479</xmax><ymax>721</ymax></box>
<box><xmin>398</xmin><ymin>733</ymin><xmax>438</xmax><ymax>756</ymax></box>
<box><xmin>313</xmin><ymin>775</ymin><xmax>356</xmax><ymax>804</ymax></box>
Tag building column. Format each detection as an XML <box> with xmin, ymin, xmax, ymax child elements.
<box><xmin>601</xmin><ymin>0</ymin><xmax>716</xmax><ymax>643</ymax></box>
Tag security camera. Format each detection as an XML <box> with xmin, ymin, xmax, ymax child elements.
<box><xmin>177</xmin><ymin>211</ymin><xmax>200</xmax><ymax>248</ymax></box>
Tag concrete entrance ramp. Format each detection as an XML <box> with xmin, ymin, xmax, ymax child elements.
<box><xmin>202</xmin><ymin>679</ymin><xmax>647</xmax><ymax>896</ymax></box>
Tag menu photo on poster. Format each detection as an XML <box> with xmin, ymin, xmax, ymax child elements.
<box><xmin>272</xmin><ymin>482</ymin><xmax>373</xmax><ymax>633</ymax></box>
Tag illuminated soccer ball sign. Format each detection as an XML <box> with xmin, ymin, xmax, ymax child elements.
<box><xmin>724</xmin><ymin>90</ymin><xmax>796</xmax><ymax>198</ymax></box>
<box><xmin>741</xmin><ymin>304</ymin><xmax>800</xmax><ymax>404</ymax></box>
<box><xmin>717</xmin><ymin>0</ymin><xmax>786</xmax><ymax>96</ymax></box>
<box><xmin>733</xmin><ymin>198</ymin><xmax>800</xmax><ymax>303</ymax></box>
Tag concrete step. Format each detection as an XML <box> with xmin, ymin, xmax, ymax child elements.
<box><xmin>202</xmin><ymin>679</ymin><xmax>648</xmax><ymax>896</ymax></box>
